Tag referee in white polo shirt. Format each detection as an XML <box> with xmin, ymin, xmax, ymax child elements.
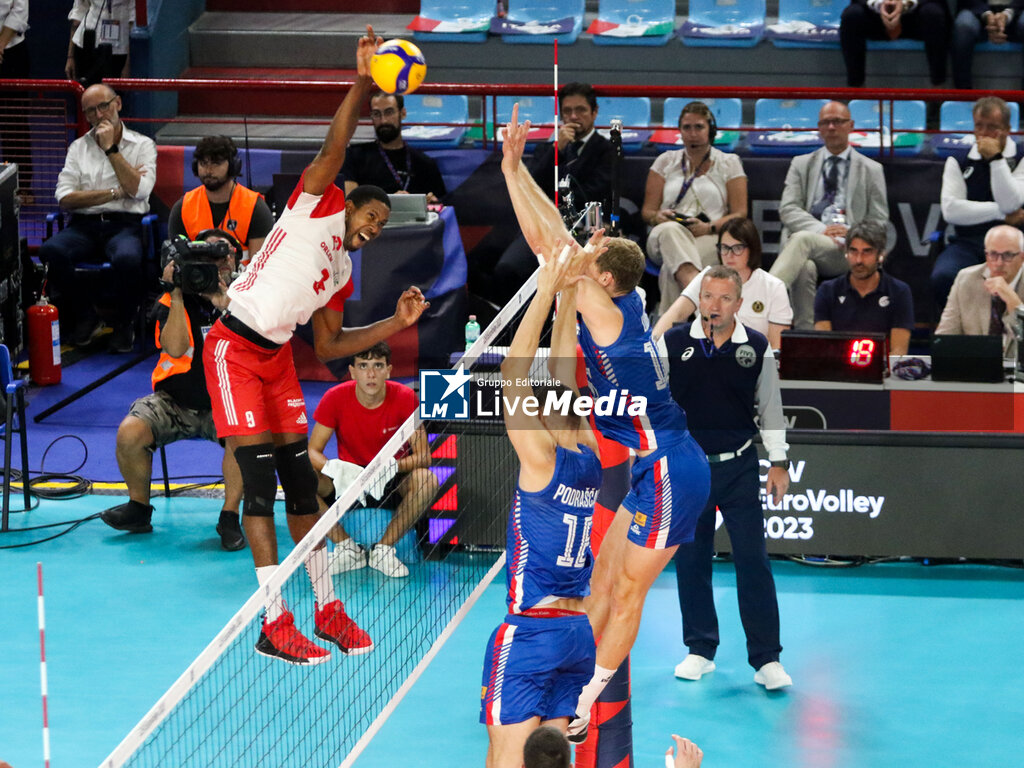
<box><xmin>663</xmin><ymin>265</ymin><xmax>794</xmax><ymax>691</ymax></box>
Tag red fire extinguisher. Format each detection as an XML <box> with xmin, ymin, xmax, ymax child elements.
<box><xmin>27</xmin><ymin>297</ymin><xmax>61</xmax><ymax>385</ymax></box>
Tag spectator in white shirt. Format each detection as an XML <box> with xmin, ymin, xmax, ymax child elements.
<box><xmin>39</xmin><ymin>83</ymin><xmax>156</xmax><ymax>352</ymax></box>
<box><xmin>654</xmin><ymin>217</ymin><xmax>792</xmax><ymax>350</ymax></box>
<box><xmin>0</xmin><ymin>0</ymin><xmax>31</xmax><ymax>196</ymax></box>
<box><xmin>65</xmin><ymin>0</ymin><xmax>134</xmax><ymax>87</ymax></box>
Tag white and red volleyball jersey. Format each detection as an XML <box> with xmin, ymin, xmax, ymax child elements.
<box><xmin>226</xmin><ymin>171</ymin><xmax>354</xmax><ymax>344</ymax></box>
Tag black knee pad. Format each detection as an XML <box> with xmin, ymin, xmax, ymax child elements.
<box><xmin>233</xmin><ymin>443</ymin><xmax>278</xmax><ymax>518</ymax></box>
<box><xmin>274</xmin><ymin>441</ymin><xmax>319</xmax><ymax>516</ymax></box>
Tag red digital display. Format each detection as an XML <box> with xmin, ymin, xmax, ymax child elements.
<box><xmin>848</xmin><ymin>338</ymin><xmax>876</xmax><ymax>368</ymax></box>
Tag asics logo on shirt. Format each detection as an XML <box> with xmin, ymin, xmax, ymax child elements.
<box><xmin>313</xmin><ymin>269</ymin><xmax>330</xmax><ymax>294</ymax></box>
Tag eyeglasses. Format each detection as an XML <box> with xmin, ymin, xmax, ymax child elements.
<box><xmin>984</xmin><ymin>250</ymin><xmax>1021</xmax><ymax>263</ymax></box>
<box><xmin>817</xmin><ymin>118</ymin><xmax>851</xmax><ymax>128</ymax></box>
<box><xmin>83</xmin><ymin>96</ymin><xmax>117</xmax><ymax>118</ymax></box>
<box><xmin>370</xmin><ymin>107</ymin><xmax>399</xmax><ymax>120</ymax></box>
<box><xmin>717</xmin><ymin>242</ymin><xmax>748</xmax><ymax>256</ymax></box>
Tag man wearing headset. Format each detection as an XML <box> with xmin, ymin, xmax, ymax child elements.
<box><xmin>99</xmin><ymin>229</ymin><xmax>246</xmax><ymax>552</ymax></box>
<box><xmin>168</xmin><ymin>135</ymin><xmax>275</xmax><ymax>265</ymax></box>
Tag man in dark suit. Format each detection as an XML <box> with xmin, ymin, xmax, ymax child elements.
<box><xmin>485</xmin><ymin>82</ymin><xmax>614</xmax><ymax>306</ymax></box>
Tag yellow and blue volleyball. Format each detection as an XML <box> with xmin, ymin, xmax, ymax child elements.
<box><xmin>370</xmin><ymin>39</ymin><xmax>427</xmax><ymax>95</ymax></box>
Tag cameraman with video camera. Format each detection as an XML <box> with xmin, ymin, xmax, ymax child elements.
<box><xmin>642</xmin><ymin>101</ymin><xmax>747</xmax><ymax>318</ymax></box>
<box><xmin>99</xmin><ymin>229</ymin><xmax>246</xmax><ymax>551</ymax></box>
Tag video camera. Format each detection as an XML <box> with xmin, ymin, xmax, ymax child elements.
<box><xmin>159</xmin><ymin>237</ymin><xmax>229</xmax><ymax>295</ymax></box>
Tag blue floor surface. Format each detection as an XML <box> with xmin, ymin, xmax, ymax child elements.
<box><xmin>3</xmin><ymin>494</ymin><xmax>1023</xmax><ymax>767</ymax></box>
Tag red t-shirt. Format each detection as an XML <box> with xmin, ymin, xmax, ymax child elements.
<box><xmin>313</xmin><ymin>380</ymin><xmax>418</xmax><ymax>466</ymax></box>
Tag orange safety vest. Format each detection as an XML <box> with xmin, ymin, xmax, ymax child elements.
<box><xmin>151</xmin><ymin>293</ymin><xmax>195</xmax><ymax>388</ymax></box>
<box><xmin>180</xmin><ymin>182</ymin><xmax>263</xmax><ymax>262</ymax></box>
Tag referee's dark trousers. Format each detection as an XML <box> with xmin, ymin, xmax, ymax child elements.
<box><xmin>674</xmin><ymin>448</ymin><xmax>782</xmax><ymax>670</ymax></box>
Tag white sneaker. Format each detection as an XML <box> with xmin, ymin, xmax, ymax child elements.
<box><xmin>674</xmin><ymin>654</ymin><xmax>716</xmax><ymax>681</ymax></box>
<box><xmin>754</xmin><ymin>661</ymin><xmax>793</xmax><ymax>691</ymax></box>
<box><xmin>329</xmin><ymin>539</ymin><xmax>367</xmax><ymax>575</ymax></box>
<box><xmin>368</xmin><ymin>543</ymin><xmax>409</xmax><ymax>578</ymax></box>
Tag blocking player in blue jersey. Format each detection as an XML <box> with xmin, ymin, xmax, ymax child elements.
<box><xmin>480</xmin><ymin>243</ymin><xmax>603</xmax><ymax>768</ymax></box>
<box><xmin>501</xmin><ymin>105</ymin><xmax>711</xmax><ymax>741</ymax></box>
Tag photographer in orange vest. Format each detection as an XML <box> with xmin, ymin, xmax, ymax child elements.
<box><xmin>168</xmin><ymin>135</ymin><xmax>274</xmax><ymax>265</ymax></box>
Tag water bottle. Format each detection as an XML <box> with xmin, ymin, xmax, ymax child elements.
<box><xmin>821</xmin><ymin>192</ymin><xmax>847</xmax><ymax>246</ymax></box>
<box><xmin>465</xmin><ymin>315</ymin><xmax>480</xmax><ymax>351</ymax></box>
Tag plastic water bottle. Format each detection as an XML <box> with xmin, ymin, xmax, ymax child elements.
<box><xmin>465</xmin><ymin>315</ymin><xmax>480</xmax><ymax>351</ymax></box>
<box><xmin>821</xmin><ymin>192</ymin><xmax>847</xmax><ymax>246</ymax></box>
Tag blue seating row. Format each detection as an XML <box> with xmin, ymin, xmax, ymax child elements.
<box><xmin>409</xmin><ymin>0</ymin><xmax>1024</xmax><ymax>49</ymax></box>
<box><xmin>402</xmin><ymin>95</ymin><xmax>1019</xmax><ymax>157</ymax></box>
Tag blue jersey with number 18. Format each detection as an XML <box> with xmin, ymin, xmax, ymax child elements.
<box><xmin>577</xmin><ymin>290</ymin><xmax>688</xmax><ymax>451</ymax></box>
<box><xmin>506</xmin><ymin>444</ymin><xmax>602</xmax><ymax>614</ymax></box>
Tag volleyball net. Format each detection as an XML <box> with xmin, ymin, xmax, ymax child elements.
<box><xmin>100</xmin><ymin>275</ymin><xmax>547</xmax><ymax>768</ymax></box>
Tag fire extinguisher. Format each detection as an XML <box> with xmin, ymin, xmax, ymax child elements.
<box><xmin>27</xmin><ymin>296</ymin><xmax>61</xmax><ymax>385</ymax></box>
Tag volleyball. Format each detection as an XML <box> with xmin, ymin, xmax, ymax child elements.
<box><xmin>370</xmin><ymin>39</ymin><xmax>427</xmax><ymax>95</ymax></box>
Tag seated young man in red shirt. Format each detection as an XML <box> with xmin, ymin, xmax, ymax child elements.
<box><xmin>308</xmin><ymin>341</ymin><xmax>438</xmax><ymax>578</ymax></box>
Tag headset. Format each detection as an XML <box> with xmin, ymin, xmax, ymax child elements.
<box><xmin>192</xmin><ymin>136</ymin><xmax>242</xmax><ymax>178</ymax></box>
<box><xmin>680</xmin><ymin>101</ymin><xmax>717</xmax><ymax>145</ymax></box>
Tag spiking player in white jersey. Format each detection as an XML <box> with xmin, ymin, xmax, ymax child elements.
<box><xmin>500</xmin><ymin>105</ymin><xmax>711</xmax><ymax>741</ymax></box>
<box><xmin>202</xmin><ymin>25</ymin><xmax>429</xmax><ymax>665</ymax></box>
<box><xmin>480</xmin><ymin>242</ymin><xmax>602</xmax><ymax>768</ymax></box>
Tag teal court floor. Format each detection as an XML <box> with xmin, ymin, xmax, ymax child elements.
<box><xmin>2</xmin><ymin>495</ymin><xmax>1023</xmax><ymax>767</ymax></box>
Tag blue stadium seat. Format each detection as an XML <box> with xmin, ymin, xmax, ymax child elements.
<box><xmin>499</xmin><ymin>0</ymin><xmax>585</xmax><ymax>45</ymax></box>
<box><xmin>402</xmin><ymin>95</ymin><xmax>470</xmax><ymax>149</ymax></box>
<box><xmin>410</xmin><ymin>0</ymin><xmax>492</xmax><ymax>43</ymax></box>
<box><xmin>766</xmin><ymin>0</ymin><xmax>841</xmax><ymax>48</ymax></box>
<box><xmin>748</xmin><ymin>98</ymin><xmax>827</xmax><ymax>155</ymax></box>
<box><xmin>975</xmin><ymin>41</ymin><xmax>1023</xmax><ymax>52</ymax></box>
<box><xmin>493</xmin><ymin>96</ymin><xmax>557</xmax><ymax>143</ymax></box>
<box><xmin>866</xmin><ymin>39</ymin><xmax>923</xmax><ymax>51</ymax></box>
<box><xmin>680</xmin><ymin>0</ymin><xmax>766</xmax><ymax>47</ymax></box>
<box><xmin>848</xmin><ymin>99</ymin><xmax>926</xmax><ymax>156</ymax></box>
<box><xmin>934</xmin><ymin>100</ymin><xmax>1021</xmax><ymax>157</ymax></box>
<box><xmin>595</xmin><ymin>96</ymin><xmax>652</xmax><ymax>151</ymax></box>
<box><xmin>588</xmin><ymin>0</ymin><xmax>676</xmax><ymax>46</ymax></box>
<box><xmin>655</xmin><ymin>96</ymin><xmax>743</xmax><ymax>152</ymax></box>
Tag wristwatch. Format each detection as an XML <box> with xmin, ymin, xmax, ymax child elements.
<box><xmin>770</xmin><ymin>459</ymin><xmax>789</xmax><ymax>469</ymax></box>
<box><xmin>104</xmin><ymin>144</ymin><xmax>119</xmax><ymax>156</ymax></box>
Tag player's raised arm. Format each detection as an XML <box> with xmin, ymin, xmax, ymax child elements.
<box><xmin>500</xmin><ymin>243</ymin><xmax>575</xmax><ymax>466</ymax></box>
<box><xmin>502</xmin><ymin>103</ymin><xmax>573</xmax><ymax>256</ymax></box>
<box><xmin>547</xmin><ymin>243</ymin><xmax>600</xmax><ymax>391</ymax></box>
<box><xmin>304</xmin><ymin>25</ymin><xmax>382</xmax><ymax>196</ymax></box>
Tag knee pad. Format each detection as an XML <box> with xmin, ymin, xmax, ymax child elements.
<box><xmin>274</xmin><ymin>441</ymin><xmax>319</xmax><ymax>516</ymax></box>
<box><xmin>233</xmin><ymin>443</ymin><xmax>278</xmax><ymax>518</ymax></box>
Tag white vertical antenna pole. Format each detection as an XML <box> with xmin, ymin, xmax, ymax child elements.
<box><xmin>38</xmin><ymin>562</ymin><xmax>51</xmax><ymax>768</ymax></box>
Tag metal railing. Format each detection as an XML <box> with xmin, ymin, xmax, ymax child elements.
<box><xmin>6</xmin><ymin>77</ymin><xmax>1023</xmax><ymax>245</ymax></box>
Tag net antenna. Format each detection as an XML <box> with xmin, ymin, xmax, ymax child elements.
<box><xmin>553</xmin><ymin>39</ymin><xmax>559</xmax><ymax>209</ymax></box>
<box><xmin>100</xmin><ymin>271</ymin><xmax>545</xmax><ymax>768</ymax></box>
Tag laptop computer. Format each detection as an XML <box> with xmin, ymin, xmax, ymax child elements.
<box><xmin>778</xmin><ymin>330</ymin><xmax>887</xmax><ymax>383</ymax></box>
<box><xmin>930</xmin><ymin>334</ymin><xmax>1005</xmax><ymax>383</ymax></box>
<box><xmin>385</xmin><ymin>194</ymin><xmax>430</xmax><ymax>227</ymax></box>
